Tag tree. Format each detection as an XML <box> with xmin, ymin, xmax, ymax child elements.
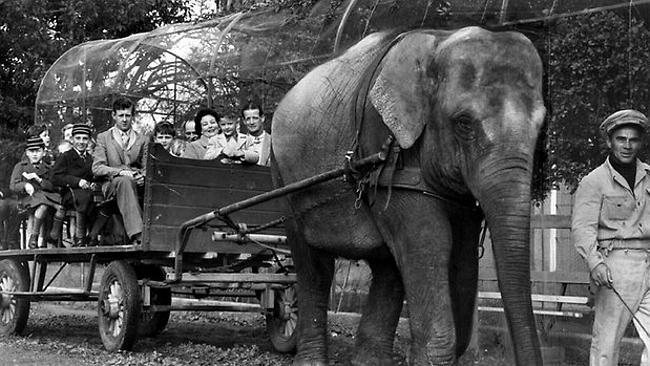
<box><xmin>0</xmin><ymin>0</ymin><xmax>192</xmax><ymax>137</ymax></box>
<box><xmin>543</xmin><ymin>11</ymin><xmax>650</xmax><ymax>192</ymax></box>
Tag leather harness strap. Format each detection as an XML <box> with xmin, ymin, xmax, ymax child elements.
<box><xmin>346</xmin><ymin>31</ymin><xmax>478</xmax><ymax>211</ymax></box>
<box><xmin>350</xmin><ymin>31</ymin><xmax>409</xmax><ymax>157</ymax></box>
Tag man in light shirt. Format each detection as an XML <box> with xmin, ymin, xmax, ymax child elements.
<box><xmin>572</xmin><ymin>109</ymin><xmax>650</xmax><ymax>366</ymax></box>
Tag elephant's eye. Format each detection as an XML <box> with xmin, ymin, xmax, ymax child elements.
<box><xmin>453</xmin><ymin>114</ymin><xmax>476</xmax><ymax>140</ymax></box>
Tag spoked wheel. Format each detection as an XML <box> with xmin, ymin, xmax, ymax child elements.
<box><xmin>98</xmin><ymin>260</ymin><xmax>140</xmax><ymax>351</ymax></box>
<box><xmin>0</xmin><ymin>259</ymin><xmax>30</xmax><ymax>336</ymax></box>
<box><xmin>266</xmin><ymin>284</ymin><xmax>298</xmax><ymax>353</ymax></box>
<box><xmin>135</xmin><ymin>264</ymin><xmax>171</xmax><ymax>337</ymax></box>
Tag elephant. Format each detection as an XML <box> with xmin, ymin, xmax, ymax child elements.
<box><xmin>271</xmin><ymin>26</ymin><xmax>546</xmax><ymax>366</ymax></box>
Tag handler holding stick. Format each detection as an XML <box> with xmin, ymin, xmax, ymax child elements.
<box><xmin>572</xmin><ymin>109</ymin><xmax>650</xmax><ymax>366</ymax></box>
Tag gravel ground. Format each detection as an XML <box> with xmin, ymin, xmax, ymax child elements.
<box><xmin>0</xmin><ymin>302</ymin><xmax>577</xmax><ymax>366</ymax></box>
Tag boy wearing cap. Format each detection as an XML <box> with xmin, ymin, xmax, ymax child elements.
<box><xmin>10</xmin><ymin>136</ymin><xmax>63</xmax><ymax>249</ymax></box>
<box><xmin>51</xmin><ymin>124</ymin><xmax>101</xmax><ymax>247</ymax></box>
<box><xmin>572</xmin><ymin>109</ymin><xmax>650</xmax><ymax>365</ymax></box>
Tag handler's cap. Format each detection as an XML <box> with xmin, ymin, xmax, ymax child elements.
<box><xmin>71</xmin><ymin>123</ymin><xmax>92</xmax><ymax>136</ymax></box>
<box><xmin>26</xmin><ymin>136</ymin><xmax>45</xmax><ymax>150</ymax></box>
<box><xmin>600</xmin><ymin>109</ymin><xmax>648</xmax><ymax>136</ymax></box>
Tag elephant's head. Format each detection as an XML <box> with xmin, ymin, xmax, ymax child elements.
<box><xmin>369</xmin><ymin>27</ymin><xmax>546</xmax><ymax>365</ymax></box>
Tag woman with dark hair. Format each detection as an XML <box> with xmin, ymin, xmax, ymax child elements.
<box><xmin>181</xmin><ymin>108</ymin><xmax>221</xmax><ymax>159</ymax></box>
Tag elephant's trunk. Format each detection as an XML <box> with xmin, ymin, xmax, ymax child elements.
<box><xmin>475</xmin><ymin>152</ymin><xmax>542</xmax><ymax>366</ymax></box>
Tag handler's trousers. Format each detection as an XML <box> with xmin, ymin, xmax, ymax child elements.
<box><xmin>591</xmin><ymin>249</ymin><xmax>650</xmax><ymax>366</ymax></box>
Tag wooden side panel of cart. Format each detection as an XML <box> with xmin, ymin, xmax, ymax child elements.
<box><xmin>142</xmin><ymin>144</ymin><xmax>288</xmax><ymax>254</ymax></box>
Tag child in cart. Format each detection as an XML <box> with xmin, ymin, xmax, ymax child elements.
<box><xmin>10</xmin><ymin>136</ymin><xmax>65</xmax><ymax>249</ymax></box>
<box><xmin>51</xmin><ymin>124</ymin><xmax>104</xmax><ymax>247</ymax></box>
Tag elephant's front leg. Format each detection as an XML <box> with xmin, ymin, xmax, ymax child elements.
<box><xmin>287</xmin><ymin>220</ymin><xmax>335</xmax><ymax>366</ymax></box>
<box><xmin>374</xmin><ymin>192</ymin><xmax>456</xmax><ymax>365</ymax></box>
<box><xmin>352</xmin><ymin>254</ymin><xmax>404</xmax><ymax>366</ymax></box>
<box><xmin>448</xmin><ymin>205</ymin><xmax>483</xmax><ymax>357</ymax></box>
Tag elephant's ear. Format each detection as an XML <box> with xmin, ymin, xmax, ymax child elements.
<box><xmin>369</xmin><ymin>33</ymin><xmax>438</xmax><ymax>149</ymax></box>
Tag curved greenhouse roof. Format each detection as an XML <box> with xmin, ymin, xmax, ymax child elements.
<box><xmin>36</xmin><ymin>0</ymin><xmax>650</xmax><ymax>140</ymax></box>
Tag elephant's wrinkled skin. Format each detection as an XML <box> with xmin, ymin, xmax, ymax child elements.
<box><xmin>271</xmin><ymin>26</ymin><xmax>546</xmax><ymax>366</ymax></box>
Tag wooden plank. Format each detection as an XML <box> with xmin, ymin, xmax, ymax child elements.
<box><xmin>151</xmin><ymin>160</ymin><xmax>276</xmax><ymax>191</ymax></box>
<box><xmin>478</xmin><ymin>306</ymin><xmax>587</xmax><ymax>318</ymax></box>
<box><xmin>530</xmin><ymin>214</ymin><xmax>572</xmax><ymax>229</ymax></box>
<box><xmin>478</xmin><ymin>291</ymin><xmax>588</xmax><ymax>305</ymax></box>
<box><xmin>148</xmin><ymin>184</ymin><xmax>286</xmax><ymax>212</ymax></box>
<box><xmin>479</xmin><ymin>269</ymin><xmax>589</xmax><ymax>284</ymax></box>
<box><xmin>170</xmin><ymin>273</ymin><xmax>297</xmax><ymax>284</ymax></box>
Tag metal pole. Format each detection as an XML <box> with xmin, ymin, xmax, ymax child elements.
<box><xmin>499</xmin><ymin>0</ymin><xmax>509</xmax><ymax>24</ymax></box>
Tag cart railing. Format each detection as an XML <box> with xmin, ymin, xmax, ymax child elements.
<box><xmin>172</xmin><ymin>142</ymin><xmax>393</xmax><ymax>281</ymax></box>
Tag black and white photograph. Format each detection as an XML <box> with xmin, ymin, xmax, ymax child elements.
<box><xmin>0</xmin><ymin>1</ymin><xmax>649</xmax><ymax>365</ymax></box>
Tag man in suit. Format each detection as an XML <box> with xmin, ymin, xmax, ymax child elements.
<box><xmin>92</xmin><ymin>97</ymin><xmax>148</xmax><ymax>244</ymax></box>
<box><xmin>51</xmin><ymin>124</ymin><xmax>98</xmax><ymax>246</ymax></box>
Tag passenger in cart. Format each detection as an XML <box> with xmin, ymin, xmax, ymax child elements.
<box><xmin>10</xmin><ymin>136</ymin><xmax>64</xmax><ymax>249</ymax></box>
<box><xmin>92</xmin><ymin>97</ymin><xmax>148</xmax><ymax>245</ymax></box>
<box><xmin>204</xmin><ymin>114</ymin><xmax>247</xmax><ymax>163</ymax></box>
<box><xmin>26</xmin><ymin>124</ymin><xmax>55</xmax><ymax>164</ymax></box>
<box><xmin>57</xmin><ymin>123</ymin><xmax>74</xmax><ymax>154</ymax></box>
<box><xmin>0</xmin><ymin>152</ymin><xmax>20</xmax><ymax>250</ymax></box>
<box><xmin>240</xmin><ymin>102</ymin><xmax>271</xmax><ymax>166</ymax></box>
<box><xmin>182</xmin><ymin>108</ymin><xmax>221</xmax><ymax>159</ymax></box>
<box><xmin>152</xmin><ymin>121</ymin><xmax>176</xmax><ymax>153</ymax></box>
<box><xmin>51</xmin><ymin>124</ymin><xmax>102</xmax><ymax>247</ymax></box>
<box><xmin>181</xmin><ymin>119</ymin><xmax>199</xmax><ymax>142</ymax></box>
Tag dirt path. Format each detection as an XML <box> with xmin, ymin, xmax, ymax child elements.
<box><xmin>0</xmin><ymin>302</ymin><xmax>586</xmax><ymax>366</ymax></box>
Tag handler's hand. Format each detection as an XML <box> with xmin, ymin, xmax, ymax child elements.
<box><xmin>591</xmin><ymin>263</ymin><xmax>613</xmax><ymax>288</ymax></box>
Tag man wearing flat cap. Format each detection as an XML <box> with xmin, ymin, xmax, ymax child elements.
<box><xmin>572</xmin><ymin>109</ymin><xmax>650</xmax><ymax>365</ymax></box>
<box><xmin>51</xmin><ymin>124</ymin><xmax>97</xmax><ymax>246</ymax></box>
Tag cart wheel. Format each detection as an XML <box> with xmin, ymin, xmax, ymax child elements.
<box><xmin>266</xmin><ymin>284</ymin><xmax>298</xmax><ymax>353</ymax></box>
<box><xmin>98</xmin><ymin>260</ymin><xmax>140</xmax><ymax>351</ymax></box>
<box><xmin>135</xmin><ymin>265</ymin><xmax>171</xmax><ymax>337</ymax></box>
<box><xmin>0</xmin><ymin>259</ymin><xmax>30</xmax><ymax>336</ymax></box>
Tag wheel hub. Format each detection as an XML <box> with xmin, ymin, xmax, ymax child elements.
<box><xmin>102</xmin><ymin>281</ymin><xmax>123</xmax><ymax>319</ymax></box>
<box><xmin>280</xmin><ymin>301</ymin><xmax>292</xmax><ymax>320</ymax></box>
<box><xmin>0</xmin><ymin>277</ymin><xmax>15</xmax><ymax>310</ymax></box>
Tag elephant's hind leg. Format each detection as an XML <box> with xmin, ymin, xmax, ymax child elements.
<box><xmin>351</xmin><ymin>255</ymin><xmax>404</xmax><ymax>366</ymax></box>
<box><xmin>287</xmin><ymin>220</ymin><xmax>335</xmax><ymax>366</ymax></box>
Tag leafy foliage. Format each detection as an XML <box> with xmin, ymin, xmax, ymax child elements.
<box><xmin>543</xmin><ymin>12</ymin><xmax>650</xmax><ymax>192</ymax></box>
<box><xmin>0</xmin><ymin>0</ymin><xmax>192</xmax><ymax>135</ymax></box>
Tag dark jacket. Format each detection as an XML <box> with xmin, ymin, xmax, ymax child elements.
<box><xmin>9</xmin><ymin>159</ymin><xmax>61</xmax><ymax>209</ymax></box>
<box><xmin>51</xmin><ymin>148</ymin><xmax>93</xmax><ymax>189</ymax></box>
<box><xmin>51</xmin><ymin>148</ymin><xmax>95</xmax><ymax>213</ymax></box>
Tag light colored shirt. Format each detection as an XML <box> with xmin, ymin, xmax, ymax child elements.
<box><xmin>204</xmin><ymin>133</ymin><xmax>247</xmax><ymax>160</ymax></box>
<box><xmin>572</xmin><ymin>157</ymin><xmax>650</xmax><ymax>271</ymax></box>
<box><xmin>182</xmin><ymin>135</ymin><xmax>211</xmax><ymax>160</ymax></box>
<box><xmin>242</xmin><ymin>131</ymin><xmax>271</xmax><ymax>166</ymax></box>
